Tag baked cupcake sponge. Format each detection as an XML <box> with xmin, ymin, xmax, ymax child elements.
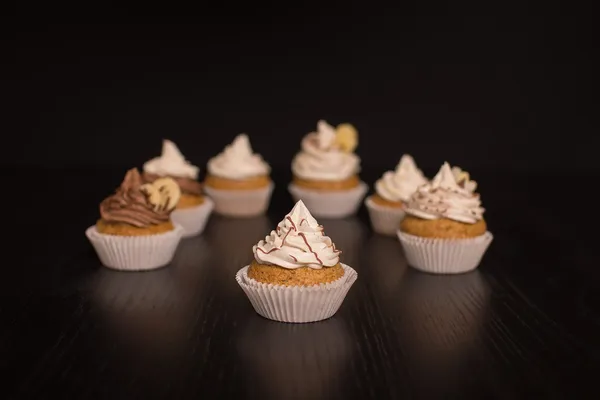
<box><xmin>205</xmin><ymin>174</ymin><xmax>271</xmax><ymax>190</ymax></box>
<box><xmin>248</xmin><ymin>260</ymin><xmax>345</xmax><ymax>286</ymax></box>
<box><xmin>293</xmin><ymin>175</ymin><xmax>360</xmax><ymax>191</ymax></box>
<box><xmin>401</xmin><ymin>215</ymin><xmax>487</xmax><ymax>239</ymax></box>
<box><xmin>370</xmin><ymin>193</ymin><xmax>404</xmax><ymax>208</ymax></box>
<box><xmin>96</xmin><ymin>220</ymin><xmax>175</xmax><ymax>236</ymax></box>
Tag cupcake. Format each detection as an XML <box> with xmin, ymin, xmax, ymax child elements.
<box><xmin>204</xmin><ymin>134</ymin><xmax>273</xmax><ymax>217</ymax></box>
<box><xmin>397</xmin><ymin>162</ymin><xmax>493</xmax><ymax>274</ymax></box>
<box><xmin>366</xmin><ymin>154</ymin><xmax>428</xmax><ymax>236</ymax></box>
<box><xmin>288</xmin><ymin>120</ymin><xmax>368</xmax><ymax>218</ymax></box>
<box><xmin>236</xmin><ymin>200</ymin><xmax>358</xmax><ymax>323</ymax></box>
<box><xmin>86</xmin><ymin>168</ymin><xmax>184</xmax><ymax>271</ymax></box>
<box><xmin>143</xmin><ymin>139</ymin><xmax>213</xmax><ymax>237</ymax></box>
<box><xmin>451</xmin><ymin>165</ymin><xmax>477</xmax><ymax>192</ymax></box>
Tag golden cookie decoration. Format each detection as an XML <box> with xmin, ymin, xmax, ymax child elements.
<box><xmin>451</xmin><ymin>166</ymin><xmax>477</xmax><ymax>192</ymax></box>
<box><xmin>456</xmin><ymin>171</ymin><xmax>470</xmax><ymax>183</ymax></box>
<box><xmin>140</xmin><ymin>177</ymin><xmax>181</xmax><ymax>212</ymax></box>
<box><xmin>140</xmin><ymin>183</ymin><xmax>162</xmax><ymax>209</ymax></box>
<box><xmin>335</xmin><ymin>123</ymin><xmax>358</xmax><ymax>153</ymax></box>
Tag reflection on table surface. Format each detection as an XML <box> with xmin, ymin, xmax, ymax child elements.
<box><xmin>363</xmin><ymin>234</ymin><xmax>409</xmax><ymax>296</ymax></box>
<box><xmin>237</xmin><ymin>316</ymin><xmax>352</xmax><ymax>400</ymax></box>
<box><xmin>396</xmin><ymin>269</ymin><xmax>491</xmax><ymax>394</ymax></box>
<box><xmin>89</xmin><ymin>266</ymin><xmax>194</xmax><ymax>357</ymax></box>
<box><xmin>70</xmin><ymin>214</ymin><xmax>500</xmax><ymax>398</ymax></box>
<box><xmin>359</xmin><ymin>232</ymin><xmax>492</xmax><ymax>395</ymax></box>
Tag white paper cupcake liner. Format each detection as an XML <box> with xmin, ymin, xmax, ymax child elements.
<box><xmin>365</xmin><ymin>196</ymin><xmax>406</xmax><ymax>236</ymax></box>
<box><xmin>288</xmin><ymin>182</ymin><xmax>368</xmax><ymax>218</ymax></box>
<box><xmin>236</xmin><ymin>264</ymin><xmax>358</xmax><ymax>323</ymax></box>
<box><xmin>85</xmin><ymin>224</ymin><xmax>184</xmax><ymax>271</ymax></box>
<box><xmin>397</xmin><ymin>230</ymin><xmax>493</xmax><ymax>274</ymax></box>
<box><xmin>204</xmin><ymin>182</ymin><xmax>274</xmax><ymax>217</ymax></box>
<box><xmin>171</xmin><ymin>197</ymin><xmax>214</xmax><ymax>238</ymax></box>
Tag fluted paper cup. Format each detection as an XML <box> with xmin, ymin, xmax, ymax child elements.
<box><xmin>171</xmin><ymin>197</ymin><xmax>214</xmax><ymax>238</ymax></box>
<box><xmin>86</xmin><ymin>224</ymin><xmax>184</xmax><ymax>271</ymax></box>
<box><xmin>236</xmin><ymin>264</ymin><xmax>358</xmax><ymax>323</ymax></box>
<box><xmin>288</xmin><ymin>182</ymin><xmax>368</xmax><ymax>218</ymax></box>
<box><xmin>204</xmin><ymin>182</ymin><xmax>274</xmax><ymax>217</ymax></box>
<box><xmin>397</xmin><ymin>230</ymin><xmax>493</xmax><ymax>274</ymax></box>
<box><xmin>365</xmin><ymin>196</ymin><xmax>406</xmax><ymax>236</ymax></box>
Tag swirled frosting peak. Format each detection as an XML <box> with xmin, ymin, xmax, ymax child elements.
<box><xmin>291</xmin><ymin>120</ymin><xmax>360</xmax><ymax>181</ymax></box>
<box><xmin>375</xmin><ymin>154</ymin><xmax>428</xmax><ymax>202</ymax></box>
<box><xmin>253</xmin><ymin>200</ymin><xmax>341</xmax><ymax>269</ymax></box>
<box><xmin>99</xmin><ymin>168</ymin><xmax>175</xmax><ymax>228</ymax></box>
<box><xmin>143</xmin><ymin>140</ymin><xmax>199</xmax><ymax>180</ymax></box>
<box><xmin>207</xmin><ymin>134</ymin><xmax>270</xmax><ymax>180</ymax></box>
<box><xmin>405</xmin><ymin>162</ymin><xmax>485</xmax><ymax>224</ymax></box>
<box><xmin>315</xmin><ymin>119</ymin><xmax>337</xmax><ymax>149</ymax></box>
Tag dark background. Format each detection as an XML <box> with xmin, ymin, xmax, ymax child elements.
<box><xmin>1</xmin><ymin>14</ymin><xmax>600</xmax><ymax>399</ymax></box>
<box><xmin>1</xmin><ymin>14</ymin><xmax>594</xmax><ymax>175</ymax></box>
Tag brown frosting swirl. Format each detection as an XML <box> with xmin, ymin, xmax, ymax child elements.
<box><xmin>100</xmin><ymin>169</ymin><xmax>172</xmax><ymax>228</ymax></box>
<box><xmin>143</xmin><ymin>172</ymin><xmax>202</xmax><ymax>196</ymax></box>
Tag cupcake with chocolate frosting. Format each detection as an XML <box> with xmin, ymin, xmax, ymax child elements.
<box><xmin>397</xmin><ymin>162</ymin><xmax>493</xmax><ymax>274</ymax></box>
<box><xmin>236</xmin><ymin>200</ymin><xmax>358</xmax><ymax>323</ymax></box>
<box><xmin>86</xmin><ymin>168</ymin><xmax>184</xmax><ymax>271</ymax></box>
<box><xmin>288</xmin><ymin>120</ymin><xmax>368</xmax><ymax>218</ymax></box>
<box><xmin>204</xmin><ymin>134</ymin><xmax>273</xmax><ymax>217</ymax></box>
<box><xmin>143</xmin><ymin>139</ymin><xmax>213</xmax><ymax>237</ymax></box>
<box><xmin>366</xmin><ymin>154</ymin><xmax>428</xmax><ymax>235</ymax></box>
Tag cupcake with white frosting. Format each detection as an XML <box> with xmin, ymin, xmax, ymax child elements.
<box><xmin>397</xmin><ymin>162</ymin><xmax>493</xmax><ymax>274</ymax></box>
<box><xmin>143</xmin><ymin>140</ymin><xmax>213</xmax><ymax>237</ymax></box>
<box><xmin>236</xmin><ymin>200</ymin><xmax>358</xmax><ymax>323</ymax></box>
<box><xmin>288</xmin><ymin>120</ymin><xmax>368</xmax><ymax>218</ymax></box>
<box><xmin>204</xmin><ymin>134</ymin><xmax>273</xmax><ymax>217</ymax></box>
<box><xmin>366</xmin><ymin>154</ymin><xmax>428</xmax><ymax>235</ymax></box>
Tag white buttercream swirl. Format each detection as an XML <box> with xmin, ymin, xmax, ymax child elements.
<box><xmin>375</xmin><ymin>154</ymin><xmax>428</xmax><ymax>203</ymax></box>
<box><xmin>451</xmin><ymin>166</ymin><xmax>477</xmax><ymax>192</ymax></box>
<box><xmin>207</xmin><ymin>134</ymin><xmax>270</xmax><ymax>180</ymax></box>
<box><xmin>143</xmin><ymin>140</ymin><xmax>199</xmax><ymax>179</ymax></box>
<box><xmin>405</xmin><ymin>162</ymin><xmax>485</xmax><ymax>224</ymax></box>
<box><xmin>291</xmin><ymin>120</ymin><xmax>360</xmax><ymax>181</ymax></box>
<box><xmin>253</xmin><ymin>200</ymin><xmax>341</xmax><ymax>269</ymax></box>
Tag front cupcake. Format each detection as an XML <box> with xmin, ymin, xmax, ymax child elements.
<box><xmin>289</xmin><ymin>120</ymin><xmax>368</xmax><ymax>218</ymax></box>
<box><xmin>366</xmin><ymin>154</ymin><xmax>428</xmax><ymax>236</ymax></box>
<box><xmin>204</xmin><ymin>134</ymin><xmax>273</xmax><ymax>217</ymax></box>
<box><xmin>86</xmin><ymin>168</ymin><xmax>184</xmax><ymax>271</ymax></box>
<box><xmin>143</xmin><ymin>139</ymin><xmax>213</xmax><ymax>237</ymax></box>
<box><xmin>236</xmin><ymin>200</ymin><xmax>358</xmax><ymax>323</ymax></box>
<box><xmin>397</xmin><ymin>162</ymin><xmax>493</xmax><ymax>274</ymax></box>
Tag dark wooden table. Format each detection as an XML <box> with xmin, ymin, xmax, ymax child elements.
<box><xmin>2</xmin><ymin>167</ymin><xmax>599</xmax><ymax>399</ymax></box>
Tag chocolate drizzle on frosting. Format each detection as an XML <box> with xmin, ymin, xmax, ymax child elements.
<box><xmin>253</xmin><ymin>200</ymin><xmax>341</xmax><ymax>269</ymax></box>
<box><xmin>100</xmin><ymin>168</ymin><xmax>173</xmax><ymax>228</ymax></box>
<box><xmin>405</xmin><ymin>162</ymin><xmax>485</xmax><ymax>224</ymax></box>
